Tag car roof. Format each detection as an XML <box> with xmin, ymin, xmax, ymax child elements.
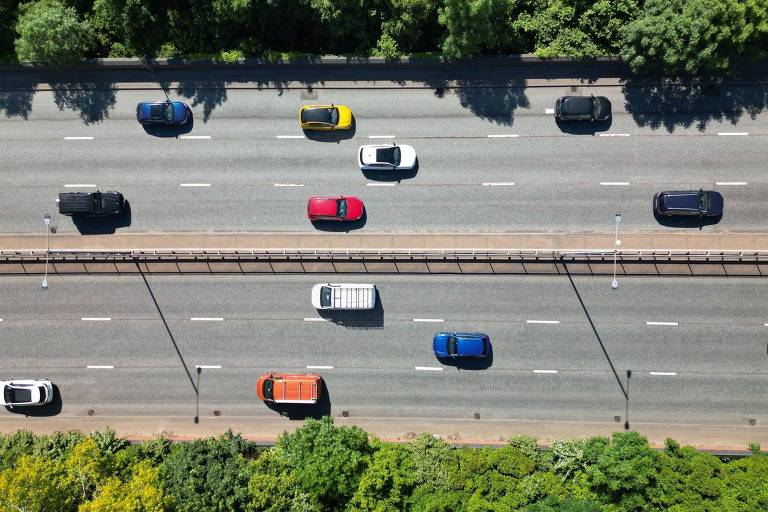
<box><xmin>309</xmin><ymin>196</ymin><xmax>338</xmax><ymax>216</ymax></box>
<box><xmin>302</xmin><ymin>106</ymin><xmax>334</xmax><ymax>123</ymax></box>
<box><xmin>560</xmin><ymin>96</ymin><xmax>594</xmax><ymax>115</ymax></box>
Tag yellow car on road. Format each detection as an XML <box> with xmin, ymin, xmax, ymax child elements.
<box><xmin>299</xmin><ymin>104</ymin><xmax>353</xmax><ymax>130</ymax></box>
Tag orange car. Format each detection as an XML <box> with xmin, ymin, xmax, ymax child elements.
<box><xmin>299</xmin><ymin>104</ymin><xmax>353</xmax><ymax>130</ymax></box>
<box><xmin>256</xmin><ymin>372</ymin><xmax>323</xmax><ymax>404</ymax></box>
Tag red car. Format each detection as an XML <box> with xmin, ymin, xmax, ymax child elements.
<box><xmin>307</xmin><ymin>196</ymin><xmax>364</xmax><ymax>221</ymax></box>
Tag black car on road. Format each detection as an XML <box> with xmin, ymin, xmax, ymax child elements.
<box><xmin>57</xmin><ymin>191</ymin><xmax>125</xmax><ymax>217</ymax></box>
<box><xmin>554</xmin><ymin>95</ymin><xmax>611</xmax><ymax>122</ymax></box>
<box><xmin>653</xmin><ymin>190</ymin><xmax>724</xmax><ymax>217</ymax></box>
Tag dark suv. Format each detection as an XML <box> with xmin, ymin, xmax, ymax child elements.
<box><xmin>653</xmin><ymin>190</ymin><xmax>724</xmax><ymax>217</ymax></box>
<box><xmin>57</xmin><ymin>191</ymin><xmax>125</xmax><ymax>217</ymax></box>
<box><xmin>554</xmin><ymin>95</ymin><xmax>611</xmax><ymax>122</ymax></box>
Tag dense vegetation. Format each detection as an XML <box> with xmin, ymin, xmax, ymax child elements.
<box><xmin>2</xmin><ymin>0</ymin><xmax>768</xmax><ymax>75</ymax></box>
<box><xmin>0</xmin><ymin>417</ymin><xmax>766</xmax><ymax>511</ymax></box>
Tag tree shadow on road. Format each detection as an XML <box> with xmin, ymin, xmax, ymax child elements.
<box><xmin>176</xmin><ymin>80</ymin><xmax>227</xmax><ymax>123</ymax></box>
<box><xmin>455</xmin><ymin>80</ymin><xmax>529</xmax><ymax>126</ymax></box>
<box><xmin>622</xmin><ymin>81</ymin><xmax>768</xmax><ymax>132</ymax></box>
<box><xmin>50</xmin><ymin>82</ymin><xmax>117</xmax><ymax>124</ymax></box>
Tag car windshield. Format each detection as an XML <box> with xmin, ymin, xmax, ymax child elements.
<box><xmin>699</xmin><ymin>192</ymin><xmax>709</xmax><ymax>211</ymax></box>
<box><xmin>262</xmin><ymin>379</ymin><xmax>274</xmax><ymax>400</ymax></box>
<box><xmin>3</xmin><ymin>386</ymin><xmax>10</xmax><ymax>404</ymax></box>
<box><xmin>329</xmin><ymin>108</ymin><xmax>339</xmax><ymax>125</ymax></box>
<box><xmin>592</xmin><ymin>97</ymin><xmax>601</xmax><ymax>116</ymax></box>
<box><xmin>376</xmin><ymin>147</ymin><xmax>401</xmax><ymax>165</ymax></box>
<box><xmin>163</xmin><ymin>102</ymin><xmax>174</xmax><ymax>122</ymax></box>
<box><xmin>38</xmin><ymin>386</ymin><xmax>47</xmax><ymax>402</ymax></box>
<box><xmin>320</xmin><ymin>286</ymin><xmax>332</xmax><ymax>307</ymax></box>
<box><xmin>447</xmin><ymin>336</ymin><xmax>457</xmax><ymax>356</ymax></box>
<box><xmin>336</xmin><ymin>199</ymin><xmax>347</xmax><ymax>217</ymax></box>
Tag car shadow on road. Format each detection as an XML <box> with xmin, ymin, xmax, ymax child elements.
<box><xmin>264</xmin><ymin>387</ymin><xmax>332</xmax><ymax>420</ymax></box>
<box><xmin>362</xmin><ymin>159</ymin><xmax>419</xmax><ymax>182</ymax></box>
<box><xmin>71</xmin><ymin>200</ymin><xmax>132</xmax><ymax>235</ymax></box>
<box><xmin>302</xmin><ymin>117</ymin><xmax>357</xmax><ymax>143</ymax></box>
<box><xmin>316</xmin><ymin>293</ymin><xmax>384</xmax><ymax>329</ymax></box>
<box><xmin>436</xmin><ymin>343</ymin><xmax>494</xmax><ymax>371</ymax></box>
<box><xmin>555</xmin><ymin>117</ymin><xmax>612</xmax><ymax>135</ymax></box>
<box><xmin>4</xmin><ymin>384</ymin><xmax>63</xmax><ymax>416</ymax></box>
<box><xmin>310</xmin><ymin>210</ymin><xmax>367</xmax><ymax>232</ymax></box>
<box><xmin>653</xmin><ymin>212</ymin><xmax>722</xmax><ymax>229</ymax></box>
<box><xmin>141</xmin><ymin>112</ymin><xmax>195</xmax><ymax>137</ymax></box>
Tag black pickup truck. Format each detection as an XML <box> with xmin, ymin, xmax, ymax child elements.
<box><xmin>56</xmin><ymin>191</ymin><xmax>125</xmax><ymax>216</ymax></box>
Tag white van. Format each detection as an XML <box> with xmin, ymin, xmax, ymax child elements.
<box><xmin>311</xmin><ymin>283</ymin><xmax>376</xmax><ymax>310</ymax></box>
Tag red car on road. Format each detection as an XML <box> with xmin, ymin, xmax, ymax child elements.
<box><xmin>307</xmin><ymin>195</ymin><xmax>364</xmax><ymax>221</ymax></box>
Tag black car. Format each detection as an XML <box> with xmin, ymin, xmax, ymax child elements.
<box><xmin>57</xmin><ymin>191</ymin><xmax>125</xmax><ymax>216</ymax></box>
<box><xmin>653</xmin><ymin>190</ymin><xmax>724</xmax><ymax>217</ymax></box>
<box><xmin>554</xmin><ymin>95</ymin><xmax>611</xmax><ymax>122</ymax></box>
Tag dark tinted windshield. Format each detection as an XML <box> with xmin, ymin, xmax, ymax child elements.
<box><xmin>164</xmin><ymin>102</ymin><xmax>174</xmax><ymax>122</ymax></box>
<box><xmin>337</xmin><ymin>199</ymin><xmax>347</xmax><ymax>217</ymax></box>
<box><xmin>447</xmin><ymin>336</ymin><xmax>457</xmax><ymax>356</ymax></box>
<box><xmin>592</xmin><ymin>97</ymin><xmax>602</xmax><ymax>117</ymax></box>
<box><xmin>699</xmin><ymin>192</ymin><xmax>709</xmax><ymax>211</ymax></box>
<box><xmin>262</xmin><ymin>379</ymin><xmax>274</xmax><ymax>400</ymax></box>
<box><xmin>320</xmin><ymin>286</ymin><xmax>332</xmax><ymax>307</ymax></box>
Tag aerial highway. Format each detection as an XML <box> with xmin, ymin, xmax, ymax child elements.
<box><xmin>0</xmin><ymin>87</ymin><xmax>766</xmax><ymax>233</ymax></box>
<box><xmin>0</xmin><ymin>274</ymin><xmax>764</xmax><ymax>430</ymax></box>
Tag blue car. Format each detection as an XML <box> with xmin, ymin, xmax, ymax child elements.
<box><xmin>433</xmin><ymin>332</ymin><xmax>489</xmax><ymax>358</ymax></box>
<box><xmin>136</xmin><ymin>100</ymin><xmax>190</xmax><ymax>126</ymax></box>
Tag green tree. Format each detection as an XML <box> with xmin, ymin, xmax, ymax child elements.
<box><xmin>275</xmin><ymin>416</ymin><xmax>373</xmax><ymax>509</ymax></box>
<box><xmin>80</xmin><ymin>460</ymin><xmax>171</xmax><ymax>512</ymax></box>
<box><xmin>348</xmin><ymin>441</ymin><xmax>416</xmax><ymax>511</ymax></box>
<box><xmin>14</xmin><ymin>0</ymin><xmax>91</xmax><ymax>65</ymax></box>
<box><xmin>0</xmin><ymin>454</ymin><xmax>77</xmax><ymax>511</ymax></box>
<box><xmin>158</xmin><ymin>430</ymin><xmax>253</xmax><ymax>512</ymax></box>
<box><xmin>246</xmin><ymin>448</ymin><xmax>317</xmax><ymax>512</ymax></box>
<box><xmin>619</xmin><ymin>0</ymin><xmax>756</xmax><ymax>76</ymax></box>
<box><xmin>0</xmin><ymin>0</ymin><xmax>21</xmax><ymax>60</ymax></box>
<box><xmin>585</xmin><ymin>432</ymin><xmax>660</xmax><ymax>511</ymax></box>
<box><xmin>438</xmin><ymin>0</ymin><xmax>517</xmax><ymax>59</ymax></box>
<box><xmin>377</xmin><ymin>0</ymin><xmax>439</xmax><ymax>57</ymax></box>
<box><xmin>65</xmin><ymin>437</ymin><xmax>112</xmax><ymax>502</ymax></box>
<box><xmin>0</xmin><ymin>430</ymin><xmax>36</xmax><ymax>470</ymax></box>
<box><xmin>716</xmin><ymin>453</ymin><xmax>768</xmax><ymax>511</ymax></box>
<box><xmin>407</xmin><ymin>433</ymin><xmax>454</xmax><ymax>488</ymax></box>
<box><xmin>90</xmin><ymin>0</ymin><xmax>159</xmax><ymax>57</ymax></box>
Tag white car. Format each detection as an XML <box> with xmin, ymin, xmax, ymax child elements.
<box><xmin>0</xmin><ymin>379</ymin><xmax>53</xmax><ymax>407</ymax></box>
<box><xmin>358</xmin><ymin>144</ymin><xmax>417</xmax><ymax>171</ymax></box>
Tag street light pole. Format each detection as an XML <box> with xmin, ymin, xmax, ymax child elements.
<box><xmin>612</xmin><ymin>212</ymin><xmax>622</xmax><ymax>289</ymax></box>
<box><xmin>42</xmin><ymin>214</ymin><xmax>51</xmax><ymax>290</ymax></box>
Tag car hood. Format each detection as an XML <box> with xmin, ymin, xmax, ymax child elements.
<box><xmin>101</xmin><ymin>192</ymin><xmax>124</xmax><ymax>212</ymax></box>
<box><xmin>398</xmin><ymin>145</ymin><xmax>417</xmax><ymax>168</ymax></box>
<box><xmin>336</xmin><ymin>106</ymin><xmax>353</xmax><ymax>127</ymax></box>
<box><xmin>560</xmin><ymin>96</ymin><xmax>593</xmax><ymax>115</ymax></box>
<box><xmin>171</xmin><ymin>102</ymin><xmax>188</xmax><ymax>123</ymax></box>
<box><xmin>433</xmin><ymin>333</ymin><xmax>450</xmax><ymax>355</ymax></box>
<box><xmin>309</xmin><ymin>197</ymin><xmax>338</xmax><ymax>217</ymax></box>
<box><xmin>361</xmin><ymin>146</ymin><xmax>378</xmax><ymax>164</ymax></box>
<box><xmin>344</xmin><ymin>196</ymin><xmax>364</xmax><ymax>219</ymax></box>
<box><xmin>707</xmin><ymin>191</ymin><xmax>724</xmax><ymax>215</ymax></box>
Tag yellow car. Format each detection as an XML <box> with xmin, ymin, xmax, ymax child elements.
<box><xmin>299</xmin><ymin>104</ymin><xmax>353</xmax><ymax>130</ymax></box>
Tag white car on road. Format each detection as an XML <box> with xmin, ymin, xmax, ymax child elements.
<box><xmin>358</xmin><ymin>144</ymin><xmax>417</xmax><ymax>171</ymax></box>
<box><xmin>0</xmin><ymin>379</ymin><xmax>53</xmax><ymax>407</ymax></box>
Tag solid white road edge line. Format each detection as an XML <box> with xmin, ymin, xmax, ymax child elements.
<box><xmin>306</xmin><ymin>365</ymin><xmax>334</xmax><ymax>369</ymax></box>
<box><xmin>190</xmin><ymin>317</ymin><xmax>224</xmax><ymax>321</ymax></box>
<box><xmin>195</xmin><ymin>365</ymin><xmax>222</xmax><ymax>369</ymax></box>
<box><xmin>87</xmin><ymin>365</ymin><xmax>114</xmax><ymax>369</ymax></box>
<box><xmin>179</xmin><ymin>135</ymin><xmax>212</xmax><ymax>139</ymax></box>
<box><xmin>717</xmin><ymin>132</ymin><xmax>749</xmax><ymax>136</ymax></box>
<box><xmin>600</xmin><ymin>182</ymin><xmax>630</xmax><ymax>186</ymax></box>
<box><xmin>526</xmin><ymin>320</ymin><xmax>560</xmax><ymax>324</ymax></box>
<box><xmin>415</xmin><ymin>366</ymin><xmax>444</xmax><ymax>371</ymax></box>
<box><xmin>646</xmin><ymin>321</ymin><xmax>678</xmax><ymax>326</ymax></box>
<box><xmin>533</xmin><ymin>369</ymin><xmax>558</xmax><ymax>374</ymax></box>
<box><xmin>81</xmin><ymin>317</ymin><xmax>111</xmax><ymax>321</ymax></box>
<box><xmin>413</xmin><ymin>318</ymin><xmax>444</xmax><ymax>322</ymax></box>
<box><xmin>649</xmin><ymin>371</ymin><xmax>677</xmax><ymax>376</ymax></box>
<box><xmin>715</xmin><ymin>182</ymin><xmax>747</xmax><ymax>186</ymax></box>
<box><xmin>64</xmin><ymin>136</ymin><xmax>94</xmax><ymax>140</ymax></box>
<box><xmin>482</xmin><ymin>182</ymin><xmax>515</xmax><ymax>186</ymax></box>
<box><xmin>180</xmin><ymin>183</ymin><xmax>211</xmax><ymax>187</ymax></box>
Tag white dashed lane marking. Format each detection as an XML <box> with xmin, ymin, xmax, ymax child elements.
<box><xmin>717</xmin><ymin>132</ymin><xmax>748</xmax><ymax>136</ymax></box>
<box><xmin>413</xmin><ymin>318</ymin><xmax>444</xmax><ymax>322</ymax></box>
<box><xmin>87</xmin><ymin>365</ymin><xmax>114</xmax><ymax>369</ymax></box>
<box><xmin>482</xmin><ymin>182</ymin><xmax>515</xmax><ymax>186</ymax></box>
<box><xmin>273</xmin><ymin>183</ymin><xmax>304</xmax><ymax>187</ymax></box>
<box><xmin>533</xmin><ymin>369</ymin><xmax>558</xmax><ymax>374</ymax></box>
<box><xmin>487</xmin><ymin>134</ymin><xmax>519</xmax><ymax>138</ymax></box>
<box><xmin>367</xmin><ymin>183</ymin><xmax>396</xmax><ymax>187</ymax></box>
<box><xmin>646</xmin><ymin>321</ymin><xmax>678</xmax><ymax>326</ymax></box>
<box><xmin>180</xmin><ymin>183</ymin><xmax>211</xmax><ymax>187</ymax></box>
<box><xmin>195</xmin><ymin>365</ymin><xmax>222</xmax><ymax>369</ymax></box>
<box><xmin>81</xmin><ymin>317</ymin><xmax>111</xmax><ymax>321</ymax></box>
<box><xmin>599</xmin><ymin>133</ymin><xmax>630</xmax><ymax>137</ymax></box>
<box><xmin>649</xmin><ymin>371</ymin><xmax>677</xmax><ymax>376</ymax></box>
<box><xmin>64</xmin><ymin>136</ymin><xmax>94</xmax><ymax>140</ymax></box>
<box><xmin>304</xmin><ymin>318</ymin><xmax>328</xmax><ymax>322</ymax></box>
<box><xmin>306</xmin><ymin>365</ymin><xmax>334</xmax><ymax>369</ymax></box>
<box><xmin>179</xmin><ymin>135</ymin><xmax>212</xmax><ymax>139</ymax></box>
<box><xmin>526</xmin><ymin>320</ymin><xmax>560</xmax><ymax>324</ymax></box>
<box><xmin>545</xmin><ymin>108</ymin><xmax>555</xmax><ymax>114</ymax></box>
<box><xmin>65</xmin><ymin>184</ymin><xmax>96</xmax><ymax>188</ymax></box>
<box><xmin>715</xmin><ymin>182</ymin><xmax>747</xmax><ymax>186</ymax></box>
<box><xmin>415</xmin><ymin>366</ymin><xmax>444</xmax><ymax>371</ymax></box>
<box><xmin>369</xmin><ymin>135</ymin><xmax>396</xmax><ymax>139</ymax></box>
<box><xmin>276</xmin><ymin>135</ymin><xmax>305</xmax><ymax>139</ymax></box>
<box><xmin>600</xmin><ymin>182</ymin><xmax>630</xmax><ymax>186</ymax></box>
<box><xmin>190</xmin><ymin>317</ymin><xmax>224</xmax><ymax>321</ymax></box>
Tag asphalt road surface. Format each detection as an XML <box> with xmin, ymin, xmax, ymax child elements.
<box><xmin>1</xmin><ymin>274</ymin><xmax>764</xmax><ymax>428</ymax></box>
<box><xmin>0</xmin><ymin>86</ymin><xmax>767</xmax><ymax>233</ymax></box>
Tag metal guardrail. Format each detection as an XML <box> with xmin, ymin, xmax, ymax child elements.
<box><xmin>2</xmin><ymin>248</ymin><xmax>768</xmax><ymax>259</ymax></box>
